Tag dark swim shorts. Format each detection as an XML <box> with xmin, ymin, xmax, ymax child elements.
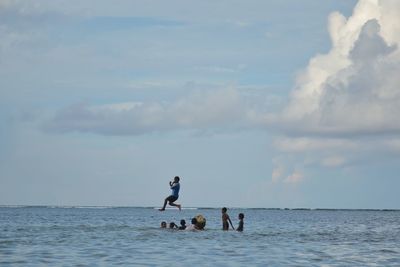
<box><xmin>166</xmin><ymin>195</ymin><xmax>178</xmax><ymax>203</ymax></box>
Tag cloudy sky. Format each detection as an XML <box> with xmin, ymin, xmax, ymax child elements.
<box><xmin>1</xmin><ymin>0</ymin><xmax>399</xmax><ymax>209</ymax></box>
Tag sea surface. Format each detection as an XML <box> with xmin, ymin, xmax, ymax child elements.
<box><xmin>0</xmin><ymin>206</ymin><xmax>399</xmax><ymax>266</ymax></box>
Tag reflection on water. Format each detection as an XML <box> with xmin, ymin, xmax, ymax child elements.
<box><xmin>1</xmin><ymin>207</ymin><xmax>399</xmax><ymax>266</ymax></box>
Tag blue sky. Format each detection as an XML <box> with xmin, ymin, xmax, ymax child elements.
<box><xmin>1</xmin><ymin>0</ymin><xmax>400</xmax><ymax>208</ymax></box>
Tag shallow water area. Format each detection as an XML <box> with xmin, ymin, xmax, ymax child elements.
<box><xmin>1</xmin><ymin>207</ymin><xmax>399</xmax><ymax>266</ymax></box>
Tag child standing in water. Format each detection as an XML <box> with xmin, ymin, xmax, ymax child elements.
<box><xmin>237</xmin><ymin>213</ymin><xmax>244</xmax><ymax>232</ymax></box>
<box><xmin>159</xmin><ymin>176</ymin><xmax>181</xmax><ymax>211</ymax></box>
<box><xmin>221</xmin><ymin>207</ymin><xmax>235</xmax><ymax>230</ymax></box>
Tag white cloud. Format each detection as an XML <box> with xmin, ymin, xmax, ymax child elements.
<box><xmin>195</xmin><ymin>64</ymin><xmax>247</xmax><ymax>74</ymax></box>
<box><xmin>44</xmin><ymin>87</ymin><xmax>262</xmax><ymax>135</ymax></box>
<box><xmin>280</xmin><ymin>0</ymin><xmax>400</xmax><ymax>137</ymax></box>
<box><xmin>321</xmin><ymin>156</ymin><xmax>346</xmax><ymax>167</ymax></box>
<box><xmin>271</xmin><ymin>165</ymin><xmax>284</xmax><ymax>183</ymax></box>
<box><xmin>89</xmin><ymin>102</ymin><xmax>143</xmax><ymax>112</ymax></box>
<box><xmin>271</xmin><ymin>158</ymin><xmax>305</xmax><ymax>185</ymax></box>
<box><xmin>284</xmin><ymin>171</ymin><xmax>304</xmax><ymax>184</ymax></box>
<box><xmin>269</xmin><ymin>0</ymin><xmax>400</xmax><ymax>176</ymax></box>
<box><xmin>274</xmin><ymin>137</ymin><xmax>358</xmax><ymax>153</ymax></box>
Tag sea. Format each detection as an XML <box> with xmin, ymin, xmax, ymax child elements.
<box><xmin>0</xmin><ymin>206</ymin><xmax>399</xmax><ymax>266</ymax></box>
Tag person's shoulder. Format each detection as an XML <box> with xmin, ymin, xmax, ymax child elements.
<box><xmin>185</xmin><ymin>225</ymin><xmax>196</xmax><ymax>231</ymax></box>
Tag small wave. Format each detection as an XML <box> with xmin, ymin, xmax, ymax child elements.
<box><xmin>52</xmin><ymin>206</ymin><xmax>115</xmax><ymax>209</ymax></box>
<box><xmin>152</xmin><ymin>207</ymin><xmax>198</xmax><ymax>210</ymax></box>
<box><xmin>0</xmin><ymin>205</ymin><xmax>28</xmax><ymax>208</ymax></box>
<box><xmin>379</xmin><ymin>249</ymin><xmax>398</xmax><ymax>254</ymax></box>
<box><xmin>0</xmin><ymin>205</ymin><xmax>44</xmax><ymax>208</ymax></box>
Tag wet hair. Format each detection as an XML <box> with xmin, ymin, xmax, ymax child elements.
<box><xmin>180</xmin><ymin>219</ymin><xmax>186</xmax><ymax>226</ymax></box>
<box><xmin>161</xmin><ymin>221</ymin><xmax>167</xmax><ymax>228</ymax></box>
<box><xmin>222</xmin><ymin>207</ymin><xmax>227</xmax><ymax>212</ymax></box>
<box><xmin>239</xmin><ymin>213</ymin><xmax>244</xmax><ymax>219</ymax></box>
<box><xmin>169</xmin><ymin>222</ymin><xmax>176</xmax><ymax>229</ymax></box>
<box><xmin>174</xmin><ymin>176</ymin><xmax>180</xmax><ymax>182</ymax></box>
<box><xmin>191</xmin><ymin>218</ymin><xmax>197</xmax><ymax>225</ymax></box>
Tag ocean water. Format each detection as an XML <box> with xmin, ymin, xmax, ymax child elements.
<box><xmin>0</xmin><ymin>207</ymin><xmax>399</xmax><ymax>266</ymax></box>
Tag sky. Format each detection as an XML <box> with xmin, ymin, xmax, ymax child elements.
<box><xmin>1</xmin><ymin>0</ymin><xmax>400</xmax><ymax>209</ymax></box>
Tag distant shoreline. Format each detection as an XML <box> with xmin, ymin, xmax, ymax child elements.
<box><xmin>0</xmin><ymin>205</ymin><xmax>398</xmax><ymax>211</ymax></box>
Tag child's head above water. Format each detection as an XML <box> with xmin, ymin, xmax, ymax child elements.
<box><xmin>161</xmin><ymin>221</ymin><xmax>167</xmax><ymax>228</ymax></box>
<box><xmin>180</xmin><ymin>219</ymin><xmax>186</xmax><ymax>226</ymax></box>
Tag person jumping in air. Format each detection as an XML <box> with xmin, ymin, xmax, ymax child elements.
<box><xmin>159</xmin><ymin>176</ymin><xmax>181</xmax><ymax>211</ymax></box>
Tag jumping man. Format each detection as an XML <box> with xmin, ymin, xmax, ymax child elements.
<box><xmin>159</xmin><ymin>176</ymin><xmax>181</xmax><ymax>211</ymax></box>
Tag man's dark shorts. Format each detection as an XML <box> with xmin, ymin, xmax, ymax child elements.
<box><xmin>166</xmin><ymin>195</ymin><xmax>178</xmax><ymax>203</ymax></box>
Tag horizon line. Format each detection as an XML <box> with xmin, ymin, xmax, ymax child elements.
<box><xmin>0</xmin><ymin>204</ymin><xmax>399</xmax><ymax>211</ymax></box>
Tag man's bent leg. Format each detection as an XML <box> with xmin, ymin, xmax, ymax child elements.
<box><xmin>169</xmin><ymin>202</ymin><xmax>181</xmax><ymax>211</ymax></box>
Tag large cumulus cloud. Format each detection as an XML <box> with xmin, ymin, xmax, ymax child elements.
<box><xmin>270</xmin><ymin>0</ymin><xmax>400</xmax><ymax>184</ymax></box>
<box><xmin>281</xmin><ymin>0</ymin><xmax>400</xmax><ymax>137</ymax></box>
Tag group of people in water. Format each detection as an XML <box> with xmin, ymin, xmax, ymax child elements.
<box><xmin>159</xmin><ymin>176</ymin><xmax>244</xmax><ymax>231</ymax></box>
<box><xmin>160</xmin><ymin>207</ymin><xmax>244</xmax><ymax>231</ymax></box>
<box><xmin>160</xmin><ymin>217</ymin><xmax>201</xmax><ymax>231</ymax></box>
